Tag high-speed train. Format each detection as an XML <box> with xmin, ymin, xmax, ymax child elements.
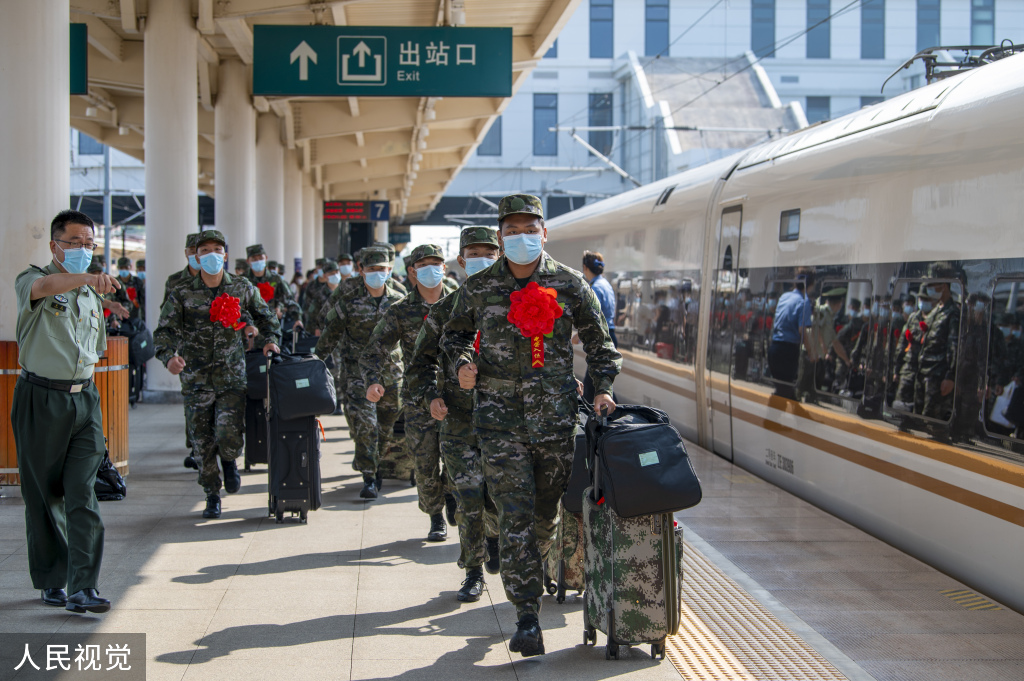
<box><xmin>545</xmin><ymin>52</ymin><xmax>1024</xmax><ymax>613</ymax></box>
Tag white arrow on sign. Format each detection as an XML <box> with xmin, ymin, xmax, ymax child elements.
<box><xmin>290</xmin><ymin>41</ymin><xmax>318</xmax><ymax>81</ymax></box>
<box><xmin>353</xmin><ymin>41</ymin><xmax>372</xmax><ymax>68</ymax></box>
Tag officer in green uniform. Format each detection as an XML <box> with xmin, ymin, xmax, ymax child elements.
<box><xmin>361</xmin><ymin>244</ymin><xmax>458</xmax><ymax>540</ymax></box>
<box><xmin>408</xmin><ymin>226</ymin><xmax>503</xmax><ymax>603</ymax></box>
<box><xmin>12</xmin><ymin>210</ymin><xmax>120</xmax><ymax>614</ymax></box>
<box><xmin>244</xmin><ymin>244</ymin><xmax>303</xmax><ymax>330</ymax></box>
<box><xmin>316</xmin><ymin>247</ymin><xmax>405</xmax><ymax>499</ymax></box>
<box><xmin>440</xmin><ymin>195</ymin><xmax>621</xmax><ymax>656</ymax></box>
<box><xmin>154</xmin><ymin>230</ymin><xmax>281</xmax><ymax>519</ymax></box>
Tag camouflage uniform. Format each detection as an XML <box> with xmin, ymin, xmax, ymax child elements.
<box><xmin>440</xmin><ymin>196</ymin><xmax>621</xmax><ymax>618</ymax></box>
<box><xmin>360</xmin><ymin>245</ymin><xmax>457</xmax><ymax>515</ymax></box>
<box><xmin>371</xmin><ymin>241</ymin><xmax>408</xmax><ymax>295</ymax></box>
<box><xmin>316</xmin><ymin>248</ymin><xmax>405</xmax><ymax>475</ymax></box>
<box><xmin>154</xmin><ymin>230</ymin><xmax>282</xmax><ymax>494</ymax></box>
<box><xmin>894</xmin><ymin>306</ymin><xmax>928</xmax><ymax>411</ymax></box>
<box><xmin>164</xmin><ymin>233</ymin><xmax>201</xmax><ymax>305</ymax></box>
<box><xmin>244</xmin><ymin>244</ymin><xmax>302</xmax><ymax>327</ymax></box>
<box><xmin>918</xmin><ymin>296</ymin><xmax>961</xmax><ymax>420</ymax></box>
<box><xmin>111</xmin><ymin>256</ymin><xmax>146</xmax><ymax>322</ymax></box>
<box><xmin>303</xmin><ymin>258</ymin><xmax>328</xmax><ymax>325</ymax></box>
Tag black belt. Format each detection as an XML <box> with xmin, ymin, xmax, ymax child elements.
<box><xmin>20</xmin><ymin>370</ymin><xmax>92</xmax><ymax>394</ymax></box>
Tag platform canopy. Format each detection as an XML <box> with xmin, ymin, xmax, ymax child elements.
<box><xmin>68</xmin><ymin>0</ymin><xmax>577</xmax><ymax>224</ymax></box>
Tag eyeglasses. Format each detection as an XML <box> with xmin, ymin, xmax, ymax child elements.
<box><xmin>55</xmin><ymin>239</ymin><xmax>97</xmax><ymax>252</ymax></box>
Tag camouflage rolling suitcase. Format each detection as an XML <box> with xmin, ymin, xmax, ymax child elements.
<box><xmin>582</xmin><ymin>487</ymin><xmax>683</xmax><ymax>660</ymax></box>
<box><xmin>545</xmin><ymin>504</ymin><xmax>586</xmax><ymax>603</ymax></box>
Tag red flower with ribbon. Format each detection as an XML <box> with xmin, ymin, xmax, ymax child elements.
<box><xmin>257</xmin><ymin>282</ymin><xmax>275</xmax><ymax>302</ymax></box>
<box><xmin>507</xmin><ymin>282</ymin><xmax>563</xmax><ymax>338</ymax></box>
<box><xmin>473</xmin><ymin>330</ymin><xmax>481</xmax><ymax>355</ymax></box>
<box><xmin>210</xmin><ymin>293</ymin><xmax>246</xmax><ymax>331</ymax></box>
<box><xmin>918</xmin><ymin>320</ymin><xmax>928</xmax><ymax>332</ymax></box>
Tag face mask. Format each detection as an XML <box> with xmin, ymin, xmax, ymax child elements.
<box><xmin>385</xmin><ymin>267</ymin><xmax>394</xmax><ymax>281</ymax></box>
<box><xmin>364</xmin><ymin>270</ymin><xmax>388</xmax><ymax>289</ymax></box>
<box><xmin>338</xmin><ymin>264</ymin><xmax>353</xmax><ymax>277</ymax></box>
<box><xmin>327</xmin><ymin>273</ymin><xmax>342</xmax><ymax>285</ymax></box>
<box><xmin>918</xmin><ymin>300</ymin><xmax>932</xmax><ymax>313</ymax></box>
<box><xmin>187</xmin><ymin>254</ymin><xmax>200</xmax><ymax>271</ymax></box>
<box><xmin>999</xmin><ymin>326</ymin><xmax>1011</xmax><ymax>337</ymax></box>
<box><xmin>502</xmin><ymin>233</ymin><xmax>543</xmax><ymax>265</ymax></box>
<box><xmin>314</xmin><ymin>269</ymin><xmax>323</xmax><ymax>279</ymax></box>
<box><xmin>849</xmin><ymin>310</ymin><xmax>859</xmax><ymax>319</ymax></box>
<box><xmin>118</xmin><ymin>269</ymin><xmax>131</xmax><ymax>279</ymax></box>
<box><xmin>464</xmin><ymin>256</ymin><xmax>496</xmax><ymax>277</ymax></box>
<box><xmin>926</xmin><ymin>286</ymin><xmax>941</xmax><ymax>299</ymax></box>
<box><xmin>974</xmin><ymin>301</ymin><xmax>986</xmax><ymax>313</ymax></box>
<box><xmin>879</xmin><ymin>308</ymin><xmax>890</xmax><ymax>319</ymax></box>
<box><xmin>137</xmin><ymin>272</ymin><xmax>145</xmax><ymax>281</ymax></box>
<box><xmin>416</xmin><ymin>264</ymin><xmax>444</xmax><ymax>288</ymax></box>
<box><xmin>56</xmin><ymin>243</ymin><xmax>91</xmax><ymax>274</ymax></box>
<box><xmin>904</xmin><ymin>304</ymin><xmax>914</xmax><ymax>316</ymax></box>
<box><xmin>250</xmin><ymin>259</ymin><xmax>267</xmax><ymax>273</ymax></box>
<box><xmin>744</xmin><ymin>301</ymin><xmax>752</xmax><ymax>310</ymax></box>
<box><xmin>199</xmin><ymin>252</ymin><xmax>224</xmax><ymax>275</ymax></box>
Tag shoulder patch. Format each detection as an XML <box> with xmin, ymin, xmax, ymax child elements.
<box><xmin>54</xmin><ymin>294</ymin><xmax>68</xmax><ymax>304</ymax></box>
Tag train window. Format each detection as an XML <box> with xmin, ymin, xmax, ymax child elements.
<box><xmin>779</xmin><ymin>209</ymin><xmax>801</xmax><ymax>242</ymax></box>
<box><xmin>981</xmin><ymin>277</ymin><xmax>1024</xmax><ymax>445</ymax></box>
<box><xmin>805</xmin><ymin>279</ymin><xmax>873</xmax><ymax>402</ymax></box>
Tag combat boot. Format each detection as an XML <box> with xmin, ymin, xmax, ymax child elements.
<box><xmin>222</xmin><ymin>458</ymin><xmax>241</xmax><ymax>494</ymax></box>
<box><xmin>202</xmin><ymin>494</ymin><xmax>221</xmax><ymax>519</ymax></box>
<box><xmin>426</xmin><ymin>513</ymin><xmax>447</xmax><ymax>542</ymax></box>
<box><xmin>359</xmin><ymin>474</ymin><xmax>378</xmax><ymax>499</ymax></box>
<box><xmin>509</xmin><ymin>614</ymin><xmax>544</xmax><ymax>657</ymax></box>
<box><xmin>444</xmin><ymin>492</ymin><xmax>458</xmax><ymax>525</ymax></box>
<box><xmin>375</xmin><ymin>473</ymin><xmax>384</xmax><ymax>492</ymax></box>
<box><xmin>485</xmin><ymin>536</ymin><xmax>500</xmax><ymax>575</ymax></box>
<box><xmin>457</xmin><ymin>567</ymin><xmax>485</xmax><ymax>602</ymax></box>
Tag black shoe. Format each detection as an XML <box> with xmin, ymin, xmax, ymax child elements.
<box><xmin>202</xmin><ymin>494</ymin><xmax>221</xmax><ymax>519</ymax></box>
<box><xmin>333</xmin><ymin>404</ymin><xmax>344</xmax><ymax>416</ymax></box>
<box><xmin>426</xmin><ymin>513</ymin><xmax>447</xmax><ymax>542</ymax></box>
<box><xmin>221</xmin><ymin>459</ymin><xmax>241</xmax><ymax>494</ymax></box>
<box><xmin>183</xmin><ymin>454</ymin><xmax>199</xmax><ymax>470</ymax></box>
<box><xmin>445</xmin><ymin>493</ymin><xmax>458</xmax><ymax>526</ymax></box>
<box><xmin>65</xmin><ymin>589</ymin><xmax>110</xmax><ymax>614</ymax></box>
<box><xmin>457</xmin><ymin>568</ymin><xmax>485</xmax><ymax>602</ymax></box>
<box><xmin>509</xmin><ymin>614</ymin><xmax>545</xmax><ymax>657</ymax></box>
<box><xmin>485</xmin><ymin>536</ymin><xmax>500</xmax><ymax>575</ymax></box>
<box><xmin>41</xmin><ymin>588</ymin><xmax>67</xmax><ymax>607</ymax></box>
<box><xmin>359</xmin><ymin>475</ymin><xmax>378</xmax><ymax>500</ymax></box>
<box><xmin>375</xmin><ymin>474</ymin><xmax>384</xmax><ymax>492</ymax></box>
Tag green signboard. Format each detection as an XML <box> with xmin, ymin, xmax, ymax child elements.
<box><xmin>253</xmin><ymin>25</ymin><xmax>512</xmax><ymax>97</ymax></box>
<box><xmin>70</xmin><ymin>23</ymin><xmax>87</xmax><ymax>95</ymax></box>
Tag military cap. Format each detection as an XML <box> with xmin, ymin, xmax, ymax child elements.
<box><xmin>410</xmin><ymin>243</ymin><xmax>445</xmax><ymax>265</ymax></box>
<box><xmin>361</xmin><ymin>247</ymin><xmax>390</xmax><ymax>267</ymax></box>
<box><xmin>234</xmin><ymin>258</ymin><xmax>249</xmax><ymax>270</ymax></box>
<box><xmin>117</xmin><ymin>256</ymin><xmax>131</xmax><ymax>268</ymax></box>
<box><xmin>927</xmin><ymin>261</ymin><xmax>959</xmax><ymax>279</ymax></box>
<box><xmin>87</xmin><ymin>262</ymin><xmax>104</xmax><ymax>275</ymax></box>
<box><xmin>197</xmin><ymin>229</ymin><xmax>227</xmax><ymax>248</ymax></box>
<box><xmin>459</xmin><ymin>226</ymin><xmax>499</xmax><ymax>250</ymax></box>
<box><xmin>497</xmin><ymin>194</ymin><xmax>544</xmax><ymax>222</ymax></box>
<box><xmin>246</xmin><ymin>243</ymin><xmax>266</xmax><ymax>257</ymax></box>
<box><xmin>322</xmin><ymin>259</ymin><xmax>339</xmax><ymax>273</ymax></box>
<box><xmin>337</xmin><ymin>252</ymin><xmax>353</xmax><ymax>262</ymax></box>
<box><xmin>136</xmin><ymin>259</ymin><xmax>145</xmax><ymax>269</ymax></box>
<box><xmin>91</xmin><ymin>254</ymin><xmax>104</xmax><ymax>266</ymax></box>
<box><xmin>315</xmin><ymin>258</ymin><xmax>327</xmax><ymax>268</ymax></box>
<box><xmin>186</xmin><ymin>232</ymin><xmax>200</xmax><ymax>249</ymax></box>
<box><xmin>268</xmin><ymin>260</ymin><xmax>279</xmax><ymax>270</ymax></box>
<box><xmin>822</xmin><ymin>287</ymin><xmax>847</xmax><ymax>299</ymax></box>
<box><xmin>371</xmin><ymin>241</ymin><xmax>396</xmax><ymax>261</ymax></box>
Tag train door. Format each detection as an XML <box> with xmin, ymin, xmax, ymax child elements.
<box><xmin>706</xmin><ymin>205</ymin><xmax>742</xmax><ymax>461</ymax></box>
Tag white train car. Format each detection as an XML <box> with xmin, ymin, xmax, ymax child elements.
<box><xmin>545</xmin><ymin>53</ymin><xmax>1024</xmax><ymax>613</ymax></box>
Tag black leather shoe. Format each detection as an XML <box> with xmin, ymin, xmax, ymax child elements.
<box><xmin>359</xmin><ymin>475</ymin><xmax>378</xmax><ymax>500</ymax></box>
<box><xmin>509</xmin><ymin>614</ymin><xmax>544</xmax><ymax>657</ymax></box>
<box><xmin>457</xmin><ymin>568</ymin><xmax>485</xmax><ymax>602</ymax></box>
<box><xmin>202</xmin><ymin>494</ymin><xmax>221</xmax><ymax>519</ymax></box>
<box><xmin>41</xmin><ymin>588</ymin><xmax>67</xmax><ymax>606</ymax></box>
<box><xmin>65</xmin><ymin>589</ymin><xmax>110</xmax><ymax>614</ymax></box>
<box><xmin>445</xmin><ymin>493</ymin><xmax>458</xmax><ymax>526</ymax></box>
<box><xmin>426</xmin><ymin>513</ymin><xmax>447</xmax><ymax>542</ymax></box>
<box><xmin>183</xmin><ymin>454</ymin><xmax>199</xmax><ymax>470</ymax></box>
<box><xmin>221</xmin><ymin>458</ymin><xmax>241</xmax><ymax>494</ymax></box>
<box><xmin>485</xmin><ymin>536</ymin><xmax>500</xmax><ymax>575</ymax></box>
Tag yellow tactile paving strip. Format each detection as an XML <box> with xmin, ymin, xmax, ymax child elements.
<box><xmin>940</xmin><ymin>588</ymin><xmax>1003</xmax><ymax>611</ymax></box>
<box><xmin>667</xmin><ymin>542</ymin><xmax>849</xmax><ymax>681</ymax></box>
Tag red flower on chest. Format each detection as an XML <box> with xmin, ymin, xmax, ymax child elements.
<box><xmin>507</xmin><ymin>281</ymin><xmax>563</xmax><ymax>338</ymax></box>
<box><xmin>257</xmin><ymin>282</ymin><xmax>275</xmax><ymax>302</ymax></box>
<box><xmin>210</xmin><ymin>293</ymin><xmax>246</xmax><ymax>330</ymax></box>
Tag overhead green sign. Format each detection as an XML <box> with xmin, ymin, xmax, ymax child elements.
<box><xmin>253</xmin><ymin>25</ymin><xmax>512</xmax><ymax>97</ymax></box>
<box><xmin>70</xmin><ymin>23</ymin><xmax>87</xmax><ymax>95</ymax></box>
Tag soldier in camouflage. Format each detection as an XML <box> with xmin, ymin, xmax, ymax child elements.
<box><xmin>111</xmin><ymin>256</ymin><xmax>145</xmax><ymax>322</ymax></box>
<box><xmin>917</xmin><ymin>263</ymin><xmax>962</xmax><ymax>422</ymax></box>
<box><xmin>233</xmin><ymin>258</ymin><xmax>248</xmax><ymax>276</ymax></box>
<box><xmin>245</xmin><ymin>244</ymin><xmax>303</xmax><ymax>330</ymax></box>
<box><xmin>303</xmin><ymin>260</ymin><xmax>335</xmax><ymax>331</ymax></box>
<box><xmin>316</xmin><ymin>247</ymin><xmax>405</xmax><ymax>499</ymax></box>
<box><xmin>372</xmin><ymin>241</ymin><xmax>408</xmax><ymax>295</ymax></box>
<box><xmin>408</xmin><ymin>226</ymin><xmax>503</xmax><ymax>603</ymax></box>
<box><xmin>164</xmin><ymin>233</ymin><xmax>201</xmax><ymax>305</ymax></box>
<box><xmin>337</xmin><ymin>253</ymin><xmax>355</xmax><ymax>282</ymax></box>
<box><xmin>154</xmin><ymin>230</ymin><xmax>281</xmax><ymax>519</ymax></box>
<box><xmin>440</xmin><ymin>195</ymin><xmax>621</xmax><ymax>656</ymax></box>
<box><xmin>361</xmin><ymin>245</ymin><xmax>458</xmax><ymax>538</ymax></box>
<box><xmin>302</xmin><ymin>258</ymin><xmax>327</xmax><ymax>318</ymax></box>
<box><xmin>893</xmin><ymin>289</ymin><xmax>928</xmax><ymax>413</ymax></box>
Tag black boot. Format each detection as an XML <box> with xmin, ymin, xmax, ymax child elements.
<box><xmin>202</xmin><ymin>494</ymin><xmax>221</xmax><ymax>519</ymax></box>
<box><xmin>359</xmin><ymin>474</ymin><xmax>378</xmax><ymax>499</ymax></box>
<box><xmin>457</xmin><ymin>567</ymin><xmax>485</xmax><ymax>602</ymax></box>
<box><xmin>509</xmin><ymin>614</ymin><xmax>545</xmax><ymax>657</ymax></box>
<box><xmin>485</xmin><ymin>536</ymin><xmax>500</xmax><ymax>575</ymax></box>
<box><xmin>445</xmin><ymin>492</ymin><xmax>458</xmax><ymax>525</ymax></box>
<box><xmin>375</xmin><ymin>473</ymin><xmax>384</xmax><ymax>492</ymax></box>
<box><xmin>426</xmin><ymin>513</ymin><xmax>447</xmax><ymax>542</ymax></box>
<box><xmin>221</xmin><ymin>458</ymin><xmax>241</xmax><ymax>494</ymax></box>
<box><xmin>65</xmin><ymin>589</ymin><xmax>111</xmax><ymax>614</ymax></box>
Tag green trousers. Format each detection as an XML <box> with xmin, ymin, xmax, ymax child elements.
<box><xmin>11</xmin><ymin>380</ymin><xmax>105</xmax><ymax>594</ymax></box>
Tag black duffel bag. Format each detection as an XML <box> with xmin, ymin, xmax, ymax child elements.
<box><xmin>94</xmin><ymin>452</ymin><xmax>127</xmax><ymax>501</ymax></box>
<box><xmin>290</xmin><ymin>329</ymin><xmax>319</xmax><ymax>355</ymax></box>
<box><xmin>268</xmin><ymin>353</ymin><xmax>336</xmax><ymax>421</ymax></box>
<box><xmin>112</xmin><ymin>318</ymin><xmax>156</xmax><ymax>366</ymax></box>
<box><xmin>246</xmin><ymin>349</ymin><xmax>273</xmax><ymax>399</ymax></box>
<box><xmin>561</xmin><ymin>399</ymin><xmax>595</xmax><ymax>514</ymax></box>
<box><xmin>586</xmin><ymin>404</ymin><xmax>702</xmax><ymax>518</ymax></box>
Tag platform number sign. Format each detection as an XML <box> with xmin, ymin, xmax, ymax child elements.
<box><xmin>324</xmin><ymin>200</ymin><xmax>389</xmax><ymax>222</ymax></box>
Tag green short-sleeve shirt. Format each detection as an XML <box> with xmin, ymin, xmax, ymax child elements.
<box><xmin>15</xmin><ymin>262</ymin><xmax>107</xmax><ymax>381</ymax></box>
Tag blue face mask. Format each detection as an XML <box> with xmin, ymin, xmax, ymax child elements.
<box><xmin>187</xmin><ymin>254</ymin><xmax>200</xmax><ymax>271</ymax></box>
<box><xmin>199</xmin><ymin>252</ymin><xmax>224</xmax><ymax>275</ymax></box>
<box><xmin>463</xmin><ymin>256</ymin><xmax>496</xmax><ymax>277</ymax></box>
<box><xmin>416</xmin><ymin>265</ymin><xmax>444</xmax><ymax>288</ymax></box>
<box><xmin>918</xmin><ymin>299</ymin><xmax>932</xmax><ymax>313</ymax></box>
<box><xmin>137</xmin><ymin>271</ymin><xmax>145</xmax><ymax>281</ymax></box>
<box><xmin>338</xmin><ymin>264</ymin><xmax>353</xmax><ymax>277</ymax></box>
<box><xmin>118</xmin><ymin>269</ymin><xmax>131</xmax><ymax>279</ymax></box>
<box><xmin>327</xmin><ymin>273</ymin><xmax>342</xmax><ymax>285</ymax></box>
<box><xmin>250</xmin><ymin>259</ymin><xmax>267</xmax><ymax>273</ymax></box>
<box><xmin>878</xmin><ymin>308</ymin><xmax>890</xmax><ymax>319</ymax></box>
<box><xmin>364</xmin><ymin>270</ymin><xmax>388</xmax><ymax>289</ymax></box>
<box><xmin>903</xmin><ymin>304</ymin><xmax>914</xmax><ymax>316</ymax></box>
<box><xmin>57</xmin><ymin>243</ymin><xmax>91</xmax><ymax>274</ymax></box>
<box><xmin>502</xmin><ymin>233</ymin><xmax>543</xmax><ymax>265</ymax></box>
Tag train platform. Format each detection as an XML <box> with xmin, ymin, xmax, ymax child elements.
<box><xmin>1</xmin><ymin>403</ymin><xmax>1022</xmax><ymax>681</ymax></box>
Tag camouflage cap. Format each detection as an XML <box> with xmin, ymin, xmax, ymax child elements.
<box><xmin>337</xmin><ymin>252</ymin><xmax>353</xmax><ymax>262</ymax></box>
<box><xmin>268</xmin><ymin>260</ymin><xmax>279</xmax><ymax>270</ymax></box>
<box><xmin>136</xmin><ymin>259</ymin><xmax>145</xmax><ymax>269</ymax></box>
<box><xmin>117</xmin><ymin>256</ymin><xmax>131</xmax><ymax>268</ymax></box>
<box><xmin>87</xmin><ymin>262</ymin><xmax>104</xmax><ymax>274</ymax></box>
<box><xmin>371</xmin><ymin>241</ymin><xmax>396</xmax><ymax>261</ymax></box>
<box><xmin>361</xmin><ymin>247</ymin><xmax>390</xmax><ymax>267</ymax></box>
<box><xmin>246</xmin><ymin>243</ymin><xmax>266</xmax><ymax>258</ymax></box>
<box><xmin>322</xmin><ymin>259</ymin><xmax>339</xmax><ymax>273</ymax></box>
<box><xmin>460</xmin><ymin>226</ymin><xmax>500</xmax><ymax>251</ymax></box>
<box><xmin>315</xmin><ymin>258</ymin><xmax>327</xmax><ymax>268</ymax></box>
<box><xmin>927</xmin><ymin>261</ymin><xmax>960</xmax><ymax>279</ymax></box>
<box><xmin>185</xmin><ymin>232</ymin><xmax>200</xmax><ymax>249</ymax></box>
<box><xmin>197</xmin><ymin>229</ymin><xmax>227</xmax><ymax>248</ymax></box>
<box><xmin>410</xmin><ymin>243</ymin><xmax>445</xmax><ymax>265</ymax></box>
<box><xmin>234</xmin><ymin>258</ymin><xmax>249</xmax><ymax>270</ymax></box>
<box><xmin>822</xmin><ymin>287</ymin><xmax>847</xmax><ymax>299</ymax></box>
<box><xmin>497</xmin><ymin>194</ymin><xmax>543</xmax><ymax>222</ymax></box>
<box><xmin>91</xmin><ymin>254</ymin><xmax>104</xmax><ymax>266</ymax></box>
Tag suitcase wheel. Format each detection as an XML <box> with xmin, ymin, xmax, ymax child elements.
<box><xmin>275</xmin><ymin>510</ymin><xmax>284</xmax><ymax>524</ymax></box>
<box><xmin>584</xmin><ymin>627</ymin><xmax>596</xmax><ymax>646</ymax></box>
<box><xmin>605</xmin><ymin>641</ymin><xmax>619</xmax><ymax>660</ymax></box>
<box><xmin>244</xmin><ymin>460</ymin><xmax>251</xmax><ymax>472</ymax></box>
<box><xmin>299</xmin><ymin>510</ymin><xmax>308</xmax><ymax>523</ymax></box>
<box><xmin>651</xmin><ymin>641</ymin><xmax>666</xmax><ymax>660</ymax></box>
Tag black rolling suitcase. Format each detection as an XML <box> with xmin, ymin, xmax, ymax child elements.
<box><xmin>244</xmin><ymin>398</ymin><xmax>269</xmax><ymax>470</ymax></box>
